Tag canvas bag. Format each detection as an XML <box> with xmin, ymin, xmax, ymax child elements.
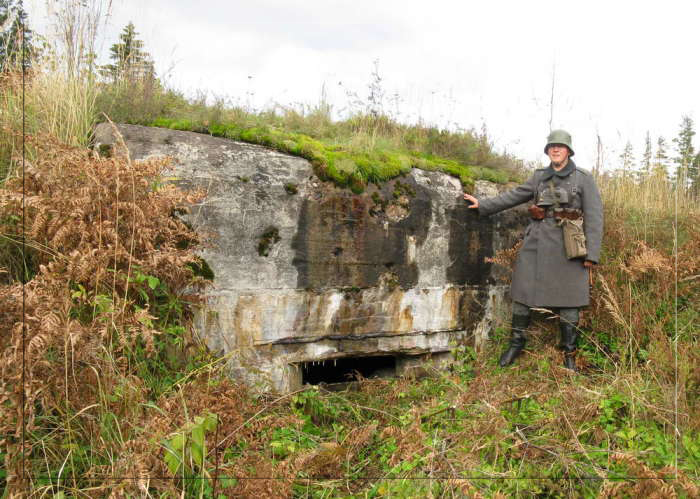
<box><xmin>560</xmin><ymin>217</ymin><xmax>587</xmax><ymax>259</ymax></box>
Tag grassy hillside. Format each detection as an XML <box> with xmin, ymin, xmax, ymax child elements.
<box><xmin>1</xmin><ymin>68</ymin><xmax>699</xmax><ymax>497</ymax></box>
<box><xmin>1</xmin><ymin>70</ymin><xmax>521</xmax><ymax>192</ymax></box>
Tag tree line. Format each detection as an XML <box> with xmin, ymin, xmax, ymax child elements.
<box><xmin>617</xmin><ymin>116</ymin><xmax>699</xmax><ymax>193</ymax></box>
<box><xmin>1</xmin><ymin>0</ymin><xmax>155</xmax><ymax>85</ymax></box>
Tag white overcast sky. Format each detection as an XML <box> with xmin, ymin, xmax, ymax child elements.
<box><xmin>26</xmin><ymin>0</ymin><xmax>700</xmax><ymax>170</ymax></box>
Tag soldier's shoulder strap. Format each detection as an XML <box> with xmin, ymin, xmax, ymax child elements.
<box><xmin>573</xmin><ymin>167</ymin><xmax>593</xmax><ymax>195</ymax></box>
<box><xmin>532</xmin><ymin>168</ymin><xmax>550</xmax><ymax>193</ymax></box>
<box><xmin>533</xmin><ymin>167</ymin><xmax>548</xmax><ymax>179</ymax></box>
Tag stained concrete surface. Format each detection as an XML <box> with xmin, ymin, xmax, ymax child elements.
<box><xmin>94</xmin><ymin>123</ymin><xmax>528</xmax><ymax>391</ymax></box>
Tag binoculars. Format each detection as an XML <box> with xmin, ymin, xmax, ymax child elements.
<box><xmin>536</xmin><ymin>186</ymin><xmax>569</xmax><ymax>207</ymax></box>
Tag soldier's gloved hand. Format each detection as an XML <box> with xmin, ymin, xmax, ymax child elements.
<box><xmin>583</xmin><ymin>260</ymin><xmax>595</xmax><ymax>268</ymax></box>
<box><xmin>463</xmin><ymin>193</ymin><xmax>479</xmax><ymax>209</ymax></box>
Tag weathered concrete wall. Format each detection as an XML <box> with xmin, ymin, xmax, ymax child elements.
<box><xmin>94</xmin><ymin>124</ymin><xmax>528</xmax><ymax>391</ymax></box>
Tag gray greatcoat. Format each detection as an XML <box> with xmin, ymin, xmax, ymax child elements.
<box><xmin>478</xmin><ymin>160</ymin><xmax>603</xmax><ymax>308</ymax></box>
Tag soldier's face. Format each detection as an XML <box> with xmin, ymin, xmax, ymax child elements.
<box><xmin>547</xmin><ymin>144</ymin><xmax>570</xmax><ymax>167</ymax></box>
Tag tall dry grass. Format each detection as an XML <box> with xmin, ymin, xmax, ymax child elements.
<box><xmin>0</xmin><ymin>65</ymin><xmax>98</xmax><ymax>181</ymax></box>
<box><xmin>23</xmin><ymin>70</ymin><xmax>98</xmax><ymax>147</ymax></box>
<box><xmin>587</xmin><ymin>170</ymin><xmax>700</xmax><ymax>429</ymax></box>
<box><xmin>599</xmin><ymin>169</ymin><xmax>696</xmax><ymax>219</ymax></box>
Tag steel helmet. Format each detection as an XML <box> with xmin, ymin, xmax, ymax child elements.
<box><xmin>544</xmin><ymin>129</ymin><xmax>574</xmax><ymax>156</ymax></box>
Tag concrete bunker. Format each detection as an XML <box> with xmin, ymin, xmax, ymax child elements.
<box><xmin>93</xmin><ymin>123</ymin><xmax>528</xmax><ymax>393</ymax></box>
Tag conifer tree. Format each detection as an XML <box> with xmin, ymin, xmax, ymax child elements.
<box><xmin>0</xmin><ymin>0</ymin><xmax>33</xmax><ymax>70</ymax></box>
<box><xmin>618</xmin><ymin>141</ymin><xmax>635</xmax><ymax>180</ymax></box>
<box><xmin>652</xmin><ymin>136</ymin><xmax>669</xmax><ymax>180</ymax></box>
<box><xmin>101</xmin><ymin>22</ymin><xmax>154</xmax><ymax>82</ymax></box>
<box><xmin>640</xmin><ymin>131</ymin><xmax>652</xmax><ymax>181</ymax></box>
<box><xmin>672</xmin><ymin>115</ymin><xmax>696</xmax><ymax>190</ymax></box>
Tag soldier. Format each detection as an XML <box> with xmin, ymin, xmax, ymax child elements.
<box><xmin>463</xmin><ymin>130</ymin><xmax>603</xmax><ymax>371</ymax></box>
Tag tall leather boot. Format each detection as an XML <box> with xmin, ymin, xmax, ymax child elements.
<box><xmin>499</xmin><ymin>314</ymin><xmax>530</xmax><ymax>367</ymax></box>
<box><xmin>560</xmin><ymin>321</ymin><xmax>580</xmax><ymax>372</ymax></box>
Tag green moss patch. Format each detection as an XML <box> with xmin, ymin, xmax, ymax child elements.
<box><xmin>97</xmin><ymin>143</ymin><xmax>113</xmax><ymax>158</ymax></box>
<box><xmin>258</xmin><ymin>226</ymin><xmax>281</xmax><ymax>257</ymax></box>
<box><xmin>150</xmin><ymin>118</ymin><xmax>510</xmax><ymax>193</ymax></box>
<box><xmin>187</xmin><ymin>256</ymin><xmax>215</xmax><ymax>281</ymax></box>
<box><xmin>392</xmin><ymin>180</ymin><xmax>416</xmax><ymax>199</ymax></box>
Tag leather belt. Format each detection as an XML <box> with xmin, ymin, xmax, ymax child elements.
<box><xmin>545</xmin><ymin>210</ymin><xmax>582</xmax><ymax>220</ymax></box>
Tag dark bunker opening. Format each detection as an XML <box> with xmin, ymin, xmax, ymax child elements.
<box><xmin>299</xmin><ymin>355</ymin><xmax>397</xmax><ymax>385</ymax></box>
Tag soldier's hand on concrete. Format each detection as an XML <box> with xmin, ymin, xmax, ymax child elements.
<box><xmin>583</xmin><ymin>260</ymin><xmax>595</xmax><ymax>268</ymax></box>
<box><xmin>463</xmin><ymin>193</ymin><xmax>479</xmax><ymax>209</ymax></box>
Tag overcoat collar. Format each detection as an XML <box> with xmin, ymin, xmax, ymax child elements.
<box><xmin>541</xmin><ymin>159</ymin><xmax>576</xmax><ymax>181</ymax></box>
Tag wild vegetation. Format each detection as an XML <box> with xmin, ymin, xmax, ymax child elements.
<box><xmin>1</xmin><ymin>4</ymin><xmax>699</xmax><ymax>497</ymax></box>
<box><xmin>1</xmin><ymin>143</ymin><xmax>698</xmax><ymax>496</ymax></box>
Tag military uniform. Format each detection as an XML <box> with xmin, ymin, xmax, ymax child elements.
<box><xmin>478</xmin><ymin>160</ymin><xmax>603</xmax><ymax>307</ymax></box>
<box><xmin>473</xmin><ymin>130</ymin><xmax>604</xmax><ymax>371</ymax></box>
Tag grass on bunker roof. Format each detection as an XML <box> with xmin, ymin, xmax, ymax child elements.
<box><xmin>2</xmin><ymin>54</ymin><xmax>522</xmax><ymax>193</ymax></box>
<box><xmin>147</xmin><ymin>113</ymin><xmax>517</xmax><ymax>194</ymax></box>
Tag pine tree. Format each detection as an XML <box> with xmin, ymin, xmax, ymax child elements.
<box><xmin>101</xmin><ymin>22</ymin><xmax>154</xmax><ymax>82</ymax></box>
<box><xmin>652</xmin><ymin>136</ymin><xmax>669</xmax><ymax>180</ymax></box>
<box><xmin>640</xmin><ymin>131</ymin><xmax>652</xmax><ymax>182</ymax></box>
<box><xmin>0</xmin><ymin>0</ymin><xmax>33</xmax><ymax>70</ymax></box>
<box><xmin>618</xmin><ymin>141</ymin><xmax>635</xmax><ymax>180</ymax></box>
<box><xmin>693</xmin><ymin>153</ymin><xmax>700</xmax><ymax>194</ymax></box>
<box><xmin>672</xmin><ymin>115</ymin><xmax>696</xmax><ymax>190</ymax></box>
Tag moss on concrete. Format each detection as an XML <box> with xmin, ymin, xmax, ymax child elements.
<box><xmin>150</xmin><ymin>117</ymin><xmax>510</xmax><ymax>193</ymax></box>
<box><xmin>187</xmin><ymin>256</ymin><xmax>215</xmax><ymax>281</ymax></box>
<box><xmin>258</xmin><ymin>226</ymin><xmax>281</xmax><ymax>257</ymax></box>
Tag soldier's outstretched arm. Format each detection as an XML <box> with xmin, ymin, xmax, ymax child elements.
<box><xmin>473</xmin><ymin>173</ymin><xmax>538</xmax><ymax>217</ymax></box>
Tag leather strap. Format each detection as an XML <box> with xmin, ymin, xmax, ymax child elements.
<box><xmin>545</xmin><ymin>209</ymin><xmax>582</xmax><ymax>220</ymax></box>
